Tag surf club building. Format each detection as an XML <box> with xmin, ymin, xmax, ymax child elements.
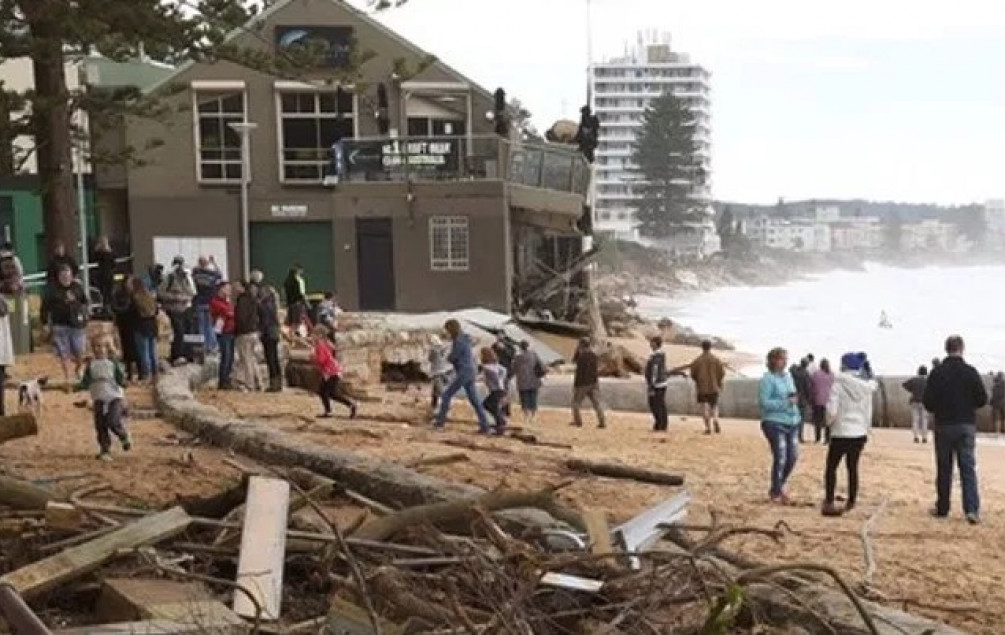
<box><xmin>123</xmin><ymin>0</ymin><xmax>588</xmax><ymax>314</ymax></box>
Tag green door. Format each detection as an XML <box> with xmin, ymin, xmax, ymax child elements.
<box><xmin>250</xmin><ymin>222</ymin><xmax>334</xmax><ymax>297</ymax></box>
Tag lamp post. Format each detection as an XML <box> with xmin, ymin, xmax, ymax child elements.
<box><xmin>76</xmin><ymin>63</ymin><xmax>91</xmax><ymax>300</ymax></box>
<box><xmin>228</xmin><ymin>122</ymin><xmax>257</xmax><ymax>281</ymax></box>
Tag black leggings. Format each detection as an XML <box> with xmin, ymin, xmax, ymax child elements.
<box><xmin>319</xmin><ymin>376</ymin><xmax>354</xmax><ymax>414</ymax></box>
<box><xmin>824</xmin><ymin>436</ymin><xmax>867</xmax><ymax>506</ymax></box>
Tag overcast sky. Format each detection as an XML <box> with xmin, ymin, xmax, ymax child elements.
<box><xmin>371</xmin><ymin>0</ymin><xmax>1005</xmax><ymax>205</ymax></box>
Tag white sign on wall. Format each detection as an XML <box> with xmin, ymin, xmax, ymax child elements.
<box><xmin>270</xmin><ymin>204</ymin><xmax>308</xmax><ymax>218</ymax></box>
<box><xmin>153</xmin><ymin>236</ymin><xmax>228</xmax><ymax>278</ymax></box>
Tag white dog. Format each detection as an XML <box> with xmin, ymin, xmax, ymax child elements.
<box><xmin>18</xmin><ymin>376</ymin><xmax>48</xmax><ymax>417</ymax></box>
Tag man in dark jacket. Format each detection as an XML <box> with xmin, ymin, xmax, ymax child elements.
<box><xmin>46</xmin><ymin>242</ymin><xmax>79</xmax><ymax>289</ymax></box>
<box><xmin>233</xmin><ymin>282</ymin><xmax>261</xmax><ymax>391</ymax></box>
<box><xmin>251</xmin><ymin>271</ymin><xmax>282</xmax><ymax>392</ymax></box>
<box><xmin>492</xmin><ymin>333</ymin><xmax>516</xmax><ymax>416</ymax></box>
<box><xmin>571</xmin><ymin>338</ymin><xmax>606</xmax><ymax>429</ymax></box>
<box><xmin>923</xmin><ymin>335</ymin><xmax>987</xmax><ymax>524</ymax></box>
<box><xmin>645</xmin><ymin>336</ymin><xmax>669</xmax><ymax>432</ymax></box>
<box><xmin>191</xmin><ymin>257</ymin><xmax>222</xmax><ymax>355</ymax></box>
<box><xmin>789</xmin><ymin>358</ymin><xmax>814</xmax><ymax>443</ymax></box>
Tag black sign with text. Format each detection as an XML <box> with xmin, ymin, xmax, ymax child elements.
<box><xmin>344</xmin><ymin>139</ymin><xmax>459</xmax><ymax>178</ymax></box>
<box><xmin>275</xmin><ymin>26</ymin><xmax>355</xmax><ymax>68</ymax></box>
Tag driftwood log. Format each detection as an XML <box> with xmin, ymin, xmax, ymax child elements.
<box><xmin>0</xmin><ymin>476</ymin><xmax>56</xmax><ymax>510</ymax></box>
<box><xmin>352</xmin><ymin>485</ymin><xmax>570</xmax><ymax>542</ymax></box>
<box><xmin>566</xmin><ymin>459</ymin><xmax>685</xmax><ymax>487</ymax></box>
<box><xmin>0</xmin><ymin>414</ymin><xmax>38</xmax><ymax>445</ymax></box>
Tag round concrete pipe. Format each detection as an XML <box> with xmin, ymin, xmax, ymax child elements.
<box><xmin>535</xmin><ymin>375</ymin><xmax>998</xmax><ymax>432</ymax></box>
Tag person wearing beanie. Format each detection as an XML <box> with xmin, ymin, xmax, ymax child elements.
<box><xmin>821</xmin><ymin>352</ymin><xmax>878</xmax><ymax>517</ymax></box>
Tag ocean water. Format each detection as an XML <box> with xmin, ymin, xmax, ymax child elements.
<box><xmin>637</xmin><ymin>263</ymin><xmax>1005</xmax><ymax>376</ymax></box>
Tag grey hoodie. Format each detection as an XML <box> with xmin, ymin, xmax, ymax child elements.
<box><xmin>826</xmin><ymin>372</ymin><xmax>877</xmax><ymax>438</ymax></box>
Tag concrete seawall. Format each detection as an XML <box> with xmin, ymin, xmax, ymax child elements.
<box><xmin>536</xmin><ymin>375</ymin><xmax>999</xmax><ymax>431</ymax></box>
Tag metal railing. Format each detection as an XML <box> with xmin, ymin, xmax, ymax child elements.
<box><xmin>335</xmin><ymin>134</ymin><xmax>589</xmax><ymax>197</ymax></box>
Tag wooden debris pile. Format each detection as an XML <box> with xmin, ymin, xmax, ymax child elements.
<box><xmin>0</xmin><ymin>461</ymin><xmax>942</xmax><ymax>635</ymax></box>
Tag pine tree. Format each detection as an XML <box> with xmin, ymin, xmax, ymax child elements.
<box><xmin>0</xmin><ymin>0</ymin><xmax>408</xmax><ymax>256</ymax></box>
<box><xmin>629</xmin><ymin>91</ymin><xmax>705</xmax><ymax>239</ymax></box>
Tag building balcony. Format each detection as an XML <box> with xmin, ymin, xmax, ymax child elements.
<box><xmin>334</xmin><ymin>134</ymin><xmax>589</xmax><ymax>228</ymax></box>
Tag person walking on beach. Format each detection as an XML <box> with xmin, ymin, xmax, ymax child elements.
<box><xmin>433</xmin><ymin>319</ymin><xmax>491</xmax><ymax>432</ymax></box>
<box><xmin>645</xmin><ymin>336</ymin><xmax>670</xmax><ymax>432</ymax></box>
<box><xmin>821</xmin><ymin>352</ymin><xmax>877</xmax><ymax>517</ymax></box>
<box><xmin>902</xmin><ymin>366</ymin><xmax>929</xmax><ymax>443</ymax></box>
<box><xmin>110</xmin><ymin>276</ymin><xmax>139</xmax><ymax>382</ymax></box>
<box><xmin>78</xmin><ymin>340</ymin><xmax>132</xmax><ymax>461</ymax></box>
<box><xmin>923</xmin><ymin>335</ymin><xmax>987</xmax><ymax>524</ymax></box>
<box><xmin>93</xmin><ymin>237</ymin><xmax>116</xmax><ymax>308</ymax></box>
<box><xmin>789</xmin><ymin>358</ymin><xmax>814</xmax><ymax>443</ymax></box>
<box><xmin>492</xmin><ymin>332</ymin><xmax>517</xmax><ymax>416</ymax></box>
<box><xmin>687</xmin><ymin>340</ymin><xmax>726</xmax><ymax>434</ymax></box>
<box><xmin>759</xmin><ymin>347</ymin><xmax>802</xmax><ymax>505</ymax></box>
<box><xmin>571</xmin><ymin>338</ymin><xmax>607</xmax><ymax>429</ymax></box>
<box><xmin>311</xmin><ymin>325</ymin><xmax>357</xmax><ymax>419</ymax></box>
<box><xmin>427</xmin><ymin>335</ymin><xmax>452</xmax><ymax>409</ymax></box>
<box><xmin>233</xmin><ymin>281</ymin><xmax>262</xmax><ymax>391</ymax></box>
<box><xmin>479</xmin><ymin>347</ymin><xmax>509</xmax><ymax>435</ymax></box>
<box><xmin>41</xmin><ymin>264</ymin><xmax>89</xmax><ymax>385</ymax></box>
<box><xmin>191</xmin><ymin>257</ymin><xmax>222</xmax><ymax>355</ymax></box>
<box><xmin>159</xmin><ymin>256</ymin><xmax>196</xmax><ymax>365</ymax></box>
<box><xmin>253</xmin><ymin>272</ymin><xmax>283</xmax><ymax>392</ymax></box>
<box><xmin>129</xmin><ymin>277</ymin><xmax>159</xmax><ymax>382</ymax></box>
<box><xmin>990</xmin><ymin>372</ymin><xmax>1005</xmax><ymax>436</ymax></box>
<box><xmin>811</xmin><ymin>359</ymin><xmax>835</xmax><ymax>444</ymax></box>
<box><xmin>511</xmin><ymin>340</ymin><xmax>544</xmax><ymax>425</ymax></box>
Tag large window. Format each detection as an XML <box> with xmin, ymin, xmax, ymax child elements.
<box><xmin>429</xmin><ymin>216</ymin><xmax>469</xmax><ymax>271</ymax></box>
<box><xmin>195</xmin><ymin>91</ymin><xmax>245</xmax><ymax>182</ymax></box>
<box><xmin>279</xmin><ymin>90</ymin><xmax>354</xmax><ymax>182</ymax></box>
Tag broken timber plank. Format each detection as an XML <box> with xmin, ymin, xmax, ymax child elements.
<box><xmin>0</xmin><ymin>413</ymin><xmax>38</xmax><ymax>444</ymax></box>
<box><xmin>566</xmin><ymin>459</ymin><xmax>685</xmax><ymax>487</ymax></box>
<box><xmin>54</xmin><ymin>619</ymin><xmax>247</xmax><ymax>634</ymax></box>
<box><xmin>581</xmin><ymin>509</ymin><xmax>613</xmax><ymax>556</ymax></box>
<box><xmin>97</xmin><ymin>578</ymin><xmax>246</xmax><ymax>630</ymax></box>
<box><xmin>233</xmin><ymin>476</ymin><xmax>289</xmax><ymax>621</ymax></box>
<box><xmin>0</xmin><ymin>475</ymin><xmax>55</xmax><ymax>510</ymax></box>
<box><xmin>45</xmin><ymin>502</ymin><xmax>84</xmax><ymax>531</ymax></box>
<box><xmin>406</xmin><ymin>452</ymin><xmax>470</xmax><ymax>469</ymax></box>
<box><xmin>0</xmin><ymin>506</ymin><xmax>191</xmax><ymax>600</ymax></box>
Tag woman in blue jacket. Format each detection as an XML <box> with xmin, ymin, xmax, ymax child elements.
<box><xmin>759</xmin><ymin>347</ymin><xmax>803</xmax><ymax>504</ymax></box>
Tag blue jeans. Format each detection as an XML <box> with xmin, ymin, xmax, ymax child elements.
<box><xmin>196</xmin><ymin>305</ymin><xmax>217</xmax><ymax>354</ymax></box>
<box><xmin>435</xmin><ymin>375</ymin><xmax>489</xmax><ymax>430</ymax></box>
<box><xmin>761</xmin><ymin>421</ymin><xmax>800</xmax><ymax>498</ymax></box>
<box><xmin>217</xmin><ymin>334</ymin><xmax>235</xmax><ymax>388</ymax></box>
<box><xmin>133</xmin><ymin>332</ymin><xmax>157</xmax><ymax>379</ymax></box>
<box><xmin>934</xmin><ymin>424</ymin><xmax>980</xmax><ymax>515</ymax></box>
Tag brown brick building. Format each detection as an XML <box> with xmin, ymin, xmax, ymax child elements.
<box><xmin>124</xmin><ymin>0</ymin><xmax>588</xmax><ymax>313</ymax></box>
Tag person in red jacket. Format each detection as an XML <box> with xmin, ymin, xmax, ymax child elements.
<box><xmin>312</xmin><ymin>325</ymin><xmax>357</xmax><ymax>419</ymax></box>
<box><xmin>209</xmin><ymin>282</ymin><xmax>236</xmax><ymax>390</ymax></box>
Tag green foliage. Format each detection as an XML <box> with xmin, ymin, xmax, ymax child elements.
<box><xmin>700</xmin><ymin>583</ymin><xmax>745</xmax><ymax>635</ymax></box>
<box><xmin>630</xmin><ymin>91</ymin><xmax>706</xmax><ymax>239</ymax></box>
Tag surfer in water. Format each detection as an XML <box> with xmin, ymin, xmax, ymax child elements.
<box><xmin>879</xmin><ymin>311</ymin><xmax>892</xmax><ymax>329</ymax></box>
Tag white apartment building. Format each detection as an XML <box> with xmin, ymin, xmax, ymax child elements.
<box><xmin>902</xmin><ymin>220</ymin><xmax>958</xmax><ymax>252</ymax></box>
<box><xmin>745</xmin><ymin>216</ymin><xmax>832</xmax><ymax>252</ymax></box>
<box><xmin>589</xmin><ymin>31</ymin><xmax>712</xmax><ymax>242</ymax></box>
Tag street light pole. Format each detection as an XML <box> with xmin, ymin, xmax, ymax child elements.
<box><xmin>228</xmin><ymin>122</ymin><xmax>257</xmax><ymax>281</ymax></box>
<box><xmin>76</xmin><ymin>63</ymin><xmax>91</xmax><ymax>300</ymax></box>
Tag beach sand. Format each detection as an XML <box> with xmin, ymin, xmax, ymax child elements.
<box><xmin>203</xmin><ymin>384</ymin><xmax>1005</xmax><ymax>634</ymax></box>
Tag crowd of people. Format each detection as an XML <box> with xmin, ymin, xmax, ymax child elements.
<box><xmin>757</xmin><ymin>336</ymin><xmax>987</xmax><ymax>525</ymax></box>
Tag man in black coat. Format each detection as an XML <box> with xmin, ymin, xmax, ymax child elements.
<box><xmin>923</xmin><ymin>335</ymin><xmax>987</xmax><ymax>524</ymax></box>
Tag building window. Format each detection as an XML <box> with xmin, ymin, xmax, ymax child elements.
<box><xmin>429</xmin><ymin>216</ymin><xmax>469</xmax><ymax>271</ymax></box>
<box><xmin>195</xmin><ymin>91</ymin><xmax>245</xmax><ymax>182</ymax></box>
<box><xmin>278</xmin><ymin>90</ymin><xmax>355</xmax><ymax>182</ymax></box>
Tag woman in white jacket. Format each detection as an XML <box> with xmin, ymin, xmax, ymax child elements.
<box><xmin>822</xmin><ymin>352</ymin><xmax>878</xmax><ymax>517</ymax></box>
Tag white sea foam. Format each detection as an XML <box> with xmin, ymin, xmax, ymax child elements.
<box><xmin>637</xmin><ymin>262</ymin><xmax>1005</xmax><ymax>376</ymax></box>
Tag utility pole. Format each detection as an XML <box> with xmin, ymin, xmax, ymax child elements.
<box><xmin>229</xmin><ymin>122</ymin><xmax>258</xmax><ymax>281</ymax></box>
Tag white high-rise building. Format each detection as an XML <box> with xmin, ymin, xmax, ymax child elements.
<box><xmin>589</xmin><ymin>31</ymin><xmax>712</xmax><ymax>242</ymax></box>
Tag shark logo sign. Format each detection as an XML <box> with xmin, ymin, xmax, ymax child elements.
<box><xmin>275</xmin><ymin>26</ymin><xmax>355</xmax><ymax>68</ymax></box>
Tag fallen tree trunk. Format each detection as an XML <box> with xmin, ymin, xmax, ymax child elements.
<box><xmin>0</xmin><ymin>414</ymin><xmax>38</xmax><ymax>445</ymax></box>
<box><xmin>0</xmin><ymin>476</ymin><xmax>56</xmax><ymax>510</ymax></box>
<box><xmin>566</xmin><ymin>459</ymin><xmax>685</xmax><ymax>487</ymax></box>
<box><xmin>175</xmin><ymin>476</ymin><xmax>248</xmax><ymax>519</ymax></box>
<box><xmin>353</xmin><ymin>485</ymin><xmax>566</xmax><ymax>542</ymax></box>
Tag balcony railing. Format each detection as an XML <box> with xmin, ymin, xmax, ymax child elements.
<box><xmin>334</xmin><ymin>134</ymin><xmax>589</xmax><ymax>197</ymax></box>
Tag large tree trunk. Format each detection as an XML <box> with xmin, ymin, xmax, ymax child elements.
<box><xmin>22</xmin><ymin>0</ymin><xmax>78</xmax><ymax>256</ymax></box>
